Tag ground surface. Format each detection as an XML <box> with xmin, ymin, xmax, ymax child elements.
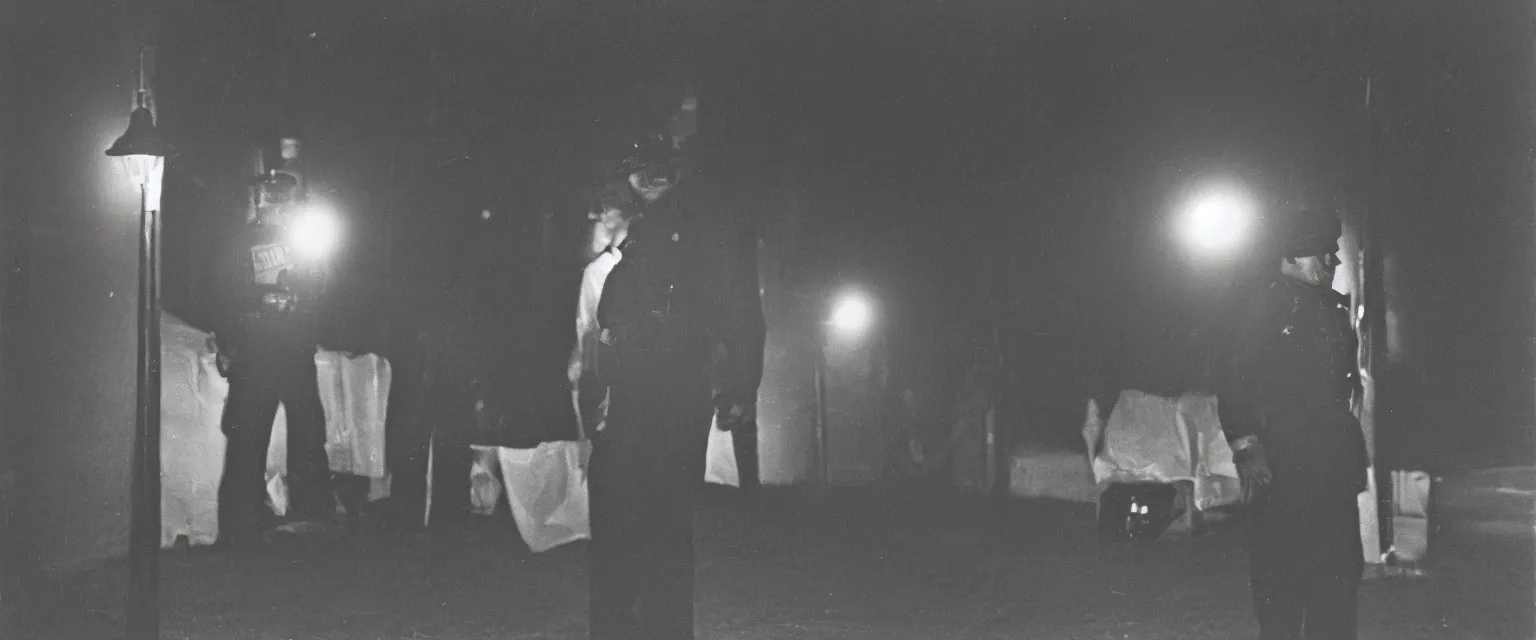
<box><xmin>32</xmin><ymin>470</ymin><xmax>1534</xmax><ymax>640</ymax></box>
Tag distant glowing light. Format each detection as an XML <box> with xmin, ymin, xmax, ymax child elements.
<box><xmin>289</xmin><ymin>204</ymin><xmax>341</xmax><ymax>260</ymax></box>
<box><xmin>1178</xmin><ymin>185</ymin><xmax>1256</xmax><ymax>257</ymax></box>
<box><xmin>829</xmin><ymin>293</ymin><xmax>873</xmax><ymax>335</ymax></box>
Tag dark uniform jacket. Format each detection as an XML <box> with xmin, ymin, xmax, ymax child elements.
<box><xmin>595</xmin><ymin>180</ymin><xmax>766</xmax><ymax>412</ymax></box>
<box><xmin>210</xmin><ymin>221</ymin><xmax>323</xmax><ymax>373</ymax></box>
<box><xmin>1218</xmin><ymin>277</ymin><xmax>1369</xmax><ymax>496</ymax></box>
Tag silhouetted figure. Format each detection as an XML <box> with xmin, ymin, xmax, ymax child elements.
<box><xmin>1218</xmin><ymin>208</ymin><xmax>1366</xmax><ymax>640</ymax></box>
<box><xmin>211</xmin><ymin>172</ymin><xmax>333</xmax><ymax>546</ymax></box>
<box><xmin>584</xmin><ymin>81</ymin><xmax>765</xmax><ymax>640</ymax></box>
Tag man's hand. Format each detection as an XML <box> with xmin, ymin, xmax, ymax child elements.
<box><xmin>215</xmin><ymin>346</ymin><xmax>236</xmax><ymax>378</ymax></box>
<box><xmin>567</xmin><ymin>356</ymin><xmax>583</xmax><ymax>388</ymax></box>
<box><xmin>1235</xmin><ymin>441</ymin><xmax>1273</xmax><ymax>505</ymax></box>
<box><xmin>716</xmin><ymin>400</ymin><xmax>756</xmax><ymax>432</ymax></box>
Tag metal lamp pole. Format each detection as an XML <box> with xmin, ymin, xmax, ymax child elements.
<box><xmin>815</xmin><ymin>292</ymin><xmax>875</xmax><ymax>491</ymax></box>
<box><xmin>128</xmin><ymin>176</ymin><xmax>162</xmax><ymax>640</ymax></box>
<box><xmin>1360</xmin><ymin>0</ymin><xmax>1395</xmax><ymax>559</ymax></box>
<box><xmin>106</xmin><ymin>48</ymin><xmax>172</xmax><ymax>640</ymax></box>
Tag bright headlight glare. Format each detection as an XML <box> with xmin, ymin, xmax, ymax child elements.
<box><xmin>289</xmin><ymin>206</ymin><xmax>341</xmax><ymax>260</ymax></box>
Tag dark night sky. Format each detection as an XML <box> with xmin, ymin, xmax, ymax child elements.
<box><xmin>56</xmin><ymin>0</ymin><xmax>1535</xmax><ymax>451</ymax></box>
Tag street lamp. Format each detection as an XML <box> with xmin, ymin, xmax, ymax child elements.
<box><xmin>105</xmin><ymin>84</ymin><xmax>172</xmax><ymax>640</ymax></box>
<box><xmin>1175</xmin><ymin>183</ymin><xmax>1257</xmax><ymax>259</ymax></box>
<box><xmin>829</xmin><ymin>293</ymin><xmax>874</xmax><ymax>335</ymax></box>
<box><xmin>814</xmin><ymin>289</ymin><xmax>876</xmax><ymax>489</ymax></box>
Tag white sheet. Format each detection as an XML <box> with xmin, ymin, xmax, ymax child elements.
<box><xmin>1081</xmin><ymin>390</ymin><xmax>1241</xmax><ymax>511</ymax></box>
<box><xmin>497</xmin><ymin>441</ymin><xmax>592</xmax><ymax>552</ymax></box>
<box><xmin>158</xmin><ymin>312</ymin><xmax>392</xmax><ymax>542</ymax></box>
<box><xmin>160</xmin><ymin>313</ymin><xmax>230</xmax><ymax>547</ymax></box>
<box><xmin>264</xmin><ymin>352</ymin><xmax>393</xmax><ymax>516</ymax></box>
<box><xmin>704</xmin><ymin>416</ymin><xmax>741</xmax><ymax>487</ymax></box>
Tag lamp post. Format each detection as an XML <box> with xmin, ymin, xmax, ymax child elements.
<box><xmin>814</xmin><ymin>291</ymin><xmax>875</xmax><ymax>490</ymax></box>
<box><xmin>105</xmin><ymin>76</ymin><xmax>172</xmax><ymax>640</ymax></box>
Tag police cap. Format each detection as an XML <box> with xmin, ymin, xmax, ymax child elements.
<box><xmin>593</xmin><ymin>76</ymin><xmax>697</xmax><ymax>180</ymax></box>
<box><xmin>599</xmin><ymin>128</ymin><xmax>679</xmax><ymax>179</ymax></box>
<box><xmin>1277</xmin><ymin>207</ymin><xmax>1342</xmax><ymax>258</ymax></box>
<box><xmin>252</xmin><ymin>169</ymin><xmax>300</xmax><ymax>210</ymax></box>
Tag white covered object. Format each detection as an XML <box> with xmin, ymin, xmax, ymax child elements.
<box><xmin>704</xmin><ymin>416</ymin><xmax>741</xmax><ymax>487</ymax></box>
<box><xmin>497</xmin><ymin>441</ymin><xmax>593</xmax><ymax>552</ymax></box>
<box><xmin>1391</xmin><ymin>470</ymin><xmax>1433</xmax><ymax>562</ymax></box>
<box><xmin>316</xmin><ymin>352</ymin><xmax>391</xmax><ymax>478</ymax></box>
<box><xmin>265</xmin><ymin>350</ymin><xmax>394</xmax><ymax>514</ymax></box>
<box><xmin>1360</xmin><ymin>468</ymin><xmax>1382</xmax><ymax>563</ymax></box>
<box><xmin>160</xmin><ymin>313</ymin><xmax>229</xmax><ymax>547</ymax></box>
<box><xmin>266</xmin><ymin>404</ymin><xmax>292</xmax><ymax>516</ymax></box>
<box><xmin>1082</xmin><ymin>390</ymin><xmax>1241</xmax><ymax>511</ymax></box>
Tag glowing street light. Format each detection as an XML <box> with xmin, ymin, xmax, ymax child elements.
<box><xmin>1177</xmin><ymin>184</ymin><xmax>1257</xmax><ymax>258</ymax></box>
<box><xmin>828</xmin><ymin>292</ymin><xmax>874</xmax><ymax>335</ymax></box>
<box><xmin>105</xmin><ymin>106</ymin><xmax>169</xmax><ymax>208</ymax></box>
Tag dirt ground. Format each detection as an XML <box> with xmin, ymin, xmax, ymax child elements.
<box><xmin>30</xmin><ymin>476</ymin><xmax>1534</xmax><ymax>640</ymax></box>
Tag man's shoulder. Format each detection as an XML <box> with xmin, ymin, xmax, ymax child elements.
<box><xmin>676</xmin><ymin>185</ymin><xmax>750</xmax><ymax>234</ymax></box>
<box><xmin>1239</xmin><ymin>279</ymin><xmax>1290</xmax><ymax>317</ymax></box>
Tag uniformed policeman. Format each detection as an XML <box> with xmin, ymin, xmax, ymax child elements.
<box><xmin>1217</xmin><ymin>208</ymin><xmax>1368</xmax><ymax>640</ymax></box>
<box><xmin>585</xmin><ymin>86</ymin><xmax>766</xmax><ymax>640</ymax></box>
<box><xmin>570</xmin><ymin>179</ymin><xmax>763</xmax><ymax>493</ymax></box>
<box><xmin>212</xmin><ymin>170</ymin><xmax>335</xmax><ymax>546</ymax></box>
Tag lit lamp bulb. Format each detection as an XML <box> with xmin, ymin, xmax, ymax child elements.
<box><xmin>829</xmin><ymin>293</ymin><xmax>873</xmax><ymax>335</ymax></box>
<box><xmin>104</xmin><ymin>101</ymin><xmax>172</xmax><ymax>209</ymax></box>
<box><xmin>1178</xmin><ymin>186</ymin><xmax>1255</xmax><ymax>257</ymax></box>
